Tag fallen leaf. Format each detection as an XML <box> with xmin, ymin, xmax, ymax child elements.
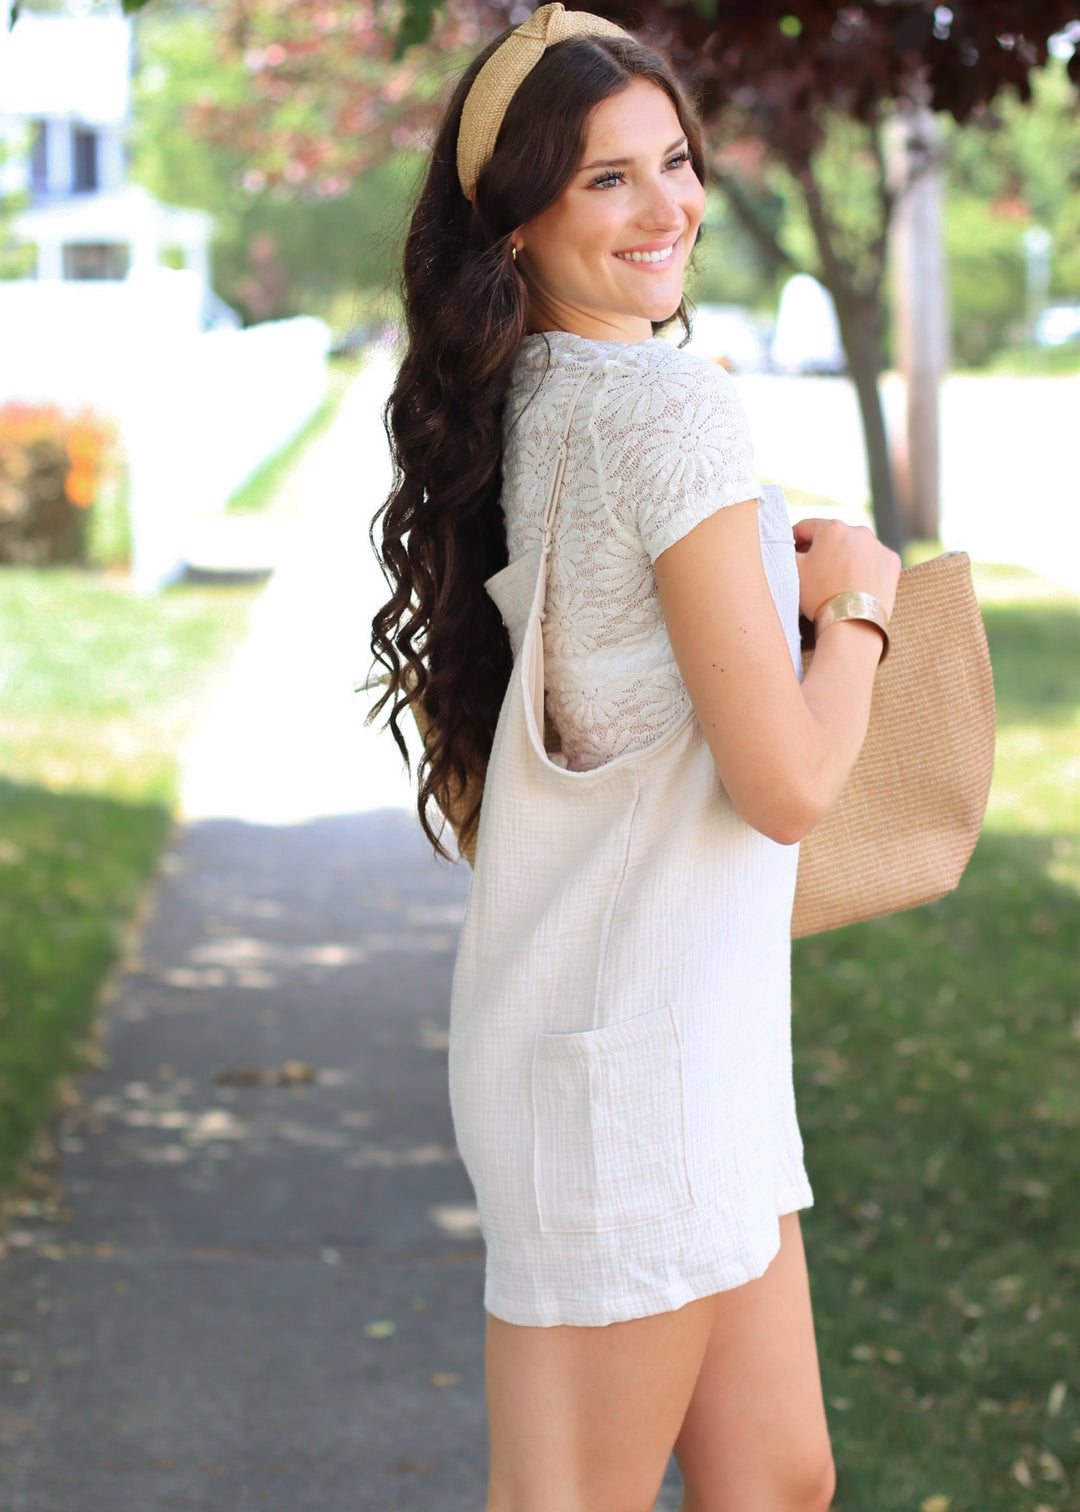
<box><xmin>849</xmin><ymin>1343</ymin><xmax>877</xmax><ymax>1362</ymax></box>
<box><xmin>430</xmin><ymin>1372</ymin><xmax>461</xmax><ymax>1387</ymax></box>
<box><xmin>1046</xmin><ymin>1380</ymin><xmax>1067</xmax><ymax>1418</ymax></box>
<box><xmin>829</xmin><ymin>1397</ymin><xmax>851</xmax><ymax>1412</ymax></box>
<box><xmin>1037</xmin><ymin>1451</ymin><xmax>1066</xmax><ymax>1483</ymax></box>
<box><xmin>278</xmin><ymin>1060</ymin><xmax>317</xmax><ymax>1084</ymax></box>
<box><xmin>362</xmin><ymin>1319</ymin><xmax>397</xmax><ymax>1339</ymax></box>
<box><xmin>1013</xmin><ymin>1460</ymin><xmax>1033</xmax><ymax>1488</ymax></box>
<box><xmin>212</xmin><ymin>1062</ymin><xmax>317</xmax><ymax>1086</ymax></box>
<box><xmin>920</xmin><ymin>1496</ymin><xmax>950</xmax><ymax>1512</ymax></box>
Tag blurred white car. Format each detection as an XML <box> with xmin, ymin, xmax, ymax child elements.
<box><xmin>770</xmin><ymin>274</ymin><xmax>846</xmax><ymax>375</ymax></box>
<box><xmin>1035</xmin><ymin>304</ymin><xmax>1080</xmax><ymax>347</ymax></box>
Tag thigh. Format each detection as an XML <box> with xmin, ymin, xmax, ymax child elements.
<box><xmin>674</xmin><ymin>1214</ymin><xmax>834</xmax><ymax>1512</ymax></box>
<box><xmin>485</xmin><ymin>1295</ymin><xmax>715</xmax><ymax>1512</ymax></box>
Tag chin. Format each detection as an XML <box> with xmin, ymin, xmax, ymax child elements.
<box><xmin>641</xmin><ymin>295</ymin><xmax>684</xmax><ymax>326</ymax></box>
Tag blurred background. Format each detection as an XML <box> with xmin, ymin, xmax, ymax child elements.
<box><xmin>0</xmin><ymin>4</ymin><xmax>1077</xmax><ymax>1510</ymax></box>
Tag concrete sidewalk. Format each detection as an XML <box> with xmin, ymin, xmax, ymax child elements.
<box><xmin>179</xmin><ymin>348</ymin><xmax>421</xmax><ymax>826</ymax></box>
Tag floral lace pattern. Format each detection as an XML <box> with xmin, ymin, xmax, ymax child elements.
<box><xmin>501</xmin><ymin>330</ymin><xmax>763</xmax><ymax>771</ymax></box>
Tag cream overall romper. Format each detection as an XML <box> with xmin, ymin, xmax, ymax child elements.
<box><xmin>449</xmin><ymin>363</ymin><xmax>813</xmax><ymax>1328</ymax></box>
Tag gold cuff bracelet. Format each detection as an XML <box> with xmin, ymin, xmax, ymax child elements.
<box><xmin>812</xmin><ymin>591</ymin><xmax>890</xmax><ymax>662</ymax></box>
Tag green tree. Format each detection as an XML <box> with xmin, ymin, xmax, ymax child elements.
<box><xmin>131</xmin><ymin>7</ymin><xmax>426</xmax><ymax>323</ymax></box>
<box><xmin>943</xmin><ymin>55</ymin><xmax>1080</xmax><ymax>365</ymax></box>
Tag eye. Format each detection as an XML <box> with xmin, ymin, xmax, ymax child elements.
<box><xmin>665</xmin><ymin>150</ymin><xmax>692</xmax><ymax>171</ymax></box>
<box><xmin>589</xmin><ymin>169</ymin><xmax>625</xmax><ymax>190</ymax></box>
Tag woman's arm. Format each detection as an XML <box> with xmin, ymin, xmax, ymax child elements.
<box><xmin>654</xmin><ymin>501</ymin><xmax>901</xmax><ymax>845</ymax></box>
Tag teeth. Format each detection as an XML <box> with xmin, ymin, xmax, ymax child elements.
<box><xmin>615</xmin><ymin>244</ymin><xmax>674</xmax><ymax>263</ymax></box>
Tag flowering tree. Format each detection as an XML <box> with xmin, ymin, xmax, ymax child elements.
<box><xmin>138</xmin><ymin>0</ymin><xmax>478</xmax><ymax>200</ymax></box>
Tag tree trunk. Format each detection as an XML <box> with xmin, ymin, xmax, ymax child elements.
<box><xmin>887</xmin><ymin>107</ymin><xmax>947</xmax><ymax>541</ymax></box>
<box><xmin>832</xmin><ymin>292</ymin><xmax>907</xmax><ymax>551</ymax></box>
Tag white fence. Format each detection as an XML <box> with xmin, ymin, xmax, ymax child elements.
<box><xmin>0</xmin><ymin>271</ymin><xmax>329</xmax><ymax>588</ymax></box>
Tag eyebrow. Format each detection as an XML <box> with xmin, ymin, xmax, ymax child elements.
<box><xmin>578</xmin><ymin>135</ymin><xmax>687</xmax><ymax>173</ymax></box>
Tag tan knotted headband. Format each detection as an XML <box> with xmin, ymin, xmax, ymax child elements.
<box><xmin>456</xmin><ymin>2</ymin><xmax>630</xmax><ymax>197</ymax></box>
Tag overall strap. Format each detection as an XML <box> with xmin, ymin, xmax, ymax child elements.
<box><xmin>540</xmin><ymin>364</ymin><xmax>594</xmax><ymax>556</ymax></box>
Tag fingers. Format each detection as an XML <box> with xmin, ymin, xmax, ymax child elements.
<box><xmin>793</xmin><ymin>517</ymin><xmax>902</xmax><ymax>621</ymax></box>
<box><xmin>791</xmin><ymin>517</ymin><xmax>824</xmax><ymax>552</ymax></box>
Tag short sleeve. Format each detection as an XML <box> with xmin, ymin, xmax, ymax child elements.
<box><xmin>593</xmin><ymin>347</ymin><xmax>763</xmax><ymax>563</ymax></box>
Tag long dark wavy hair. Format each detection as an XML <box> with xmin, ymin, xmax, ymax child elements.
<box><xmin>369</xmin><ymin>22</ymin><xmax>705</xmax><ymax>857</ymax></box>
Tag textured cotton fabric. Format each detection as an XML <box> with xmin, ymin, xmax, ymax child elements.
<box><xmin>448</xmin><ymin>335</ymin><xmax>813</xmax><ymax>1329</ymax></box>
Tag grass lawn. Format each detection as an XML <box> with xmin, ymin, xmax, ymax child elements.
<box><xmin>794</xmin><ymin>564</ymin><xmax>1080</xmax><ymax>1509</ymax></box>
<box><xmin>0</xmin><ymin>569</ymin><xmax>259</xmax><ymax>1192</ymax></box>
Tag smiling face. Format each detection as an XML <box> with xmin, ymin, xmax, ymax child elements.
<box><xmin>514</xmin><ymin>77</ymin><xmax>705</xmax><ymax>344</ymax></box>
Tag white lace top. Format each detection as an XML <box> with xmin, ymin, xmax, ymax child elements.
<box><xmin>501</xmin><ymin>329</ymin><xmax>763</xmax><ymax>771</ymax></box>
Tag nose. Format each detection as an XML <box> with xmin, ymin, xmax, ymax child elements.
<box><xmin>638</xmin><ymin>173</ymin><xmax>682</xmax><ymax>231</ymax></box>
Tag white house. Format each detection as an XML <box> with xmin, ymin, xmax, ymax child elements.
<box><xmin>0</xmin><ymin>10</ymin><xmax>330</xmax><ymax>591</ymax></box>
<box><xmin>0</xmin><ymin>10</ymin><xmax>214</xmax><ymax>296</ymax></box>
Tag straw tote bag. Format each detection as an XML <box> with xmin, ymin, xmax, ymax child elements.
<box><xmin>791</xmin><ymin>550</ymin><xmax>994</xmax><ymax>936</ymax></box>
<box><xmin>413</xmin><ymin>550</ymin><xmax>995</xmax><ymax>938</ymax></box>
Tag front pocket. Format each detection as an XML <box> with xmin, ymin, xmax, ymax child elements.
<box><xmin>531</xmin><ymin>1006</ymin><xmax>694</xmax><ymax>1233</ymax></box>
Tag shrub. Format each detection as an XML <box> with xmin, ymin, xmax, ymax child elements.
<box><xmin>0</xmin><ymin>404</ymin><xmax>116</xmax><ymax>566</ymax></box>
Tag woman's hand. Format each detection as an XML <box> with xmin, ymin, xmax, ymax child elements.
<box><xmin>792</xmin><ymin>517</ymin><xmax>901</xmax><ymax>625</ymax></box>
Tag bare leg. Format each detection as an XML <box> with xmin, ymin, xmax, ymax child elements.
<box><xmin>485</xmin><ymin>1294</ymin><xmax>715</xmax><ymax>1512</ymax></box>
<box><xmin>675</xmin><ymin>1214</ymin><xmax>834</xmax><ymax>1512</ymax></box>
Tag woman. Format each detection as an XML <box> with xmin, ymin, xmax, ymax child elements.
<box><xmin>371</xmin><ymin>7</ymin><xmax>900</xmax><ymax>1509</ymax></box>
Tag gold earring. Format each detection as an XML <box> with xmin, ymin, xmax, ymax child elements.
<box><xmin>511</xmin><ymin>244</ymin><xmax>518</xmax><ymax>262</ymax></box>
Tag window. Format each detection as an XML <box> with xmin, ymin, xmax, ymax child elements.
<box><xmin>71</xmin><ymin>128</ymin><xmax>99</xmax><ymax>193</ymax></box>
<box><xmin>62</xmin><ymin>243</ymin><xmax>129</xmax><ymax>280</ymax></box>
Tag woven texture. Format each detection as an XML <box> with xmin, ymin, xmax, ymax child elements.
<box><xmin>791</xmin><ymin>551</ymin><xmax>995</xmax><ymax>936</ymax></box>
<box><xmin>456</xmin><ymin>3</ymin><xmax>628</xmax><ymax>195</ymax></box>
